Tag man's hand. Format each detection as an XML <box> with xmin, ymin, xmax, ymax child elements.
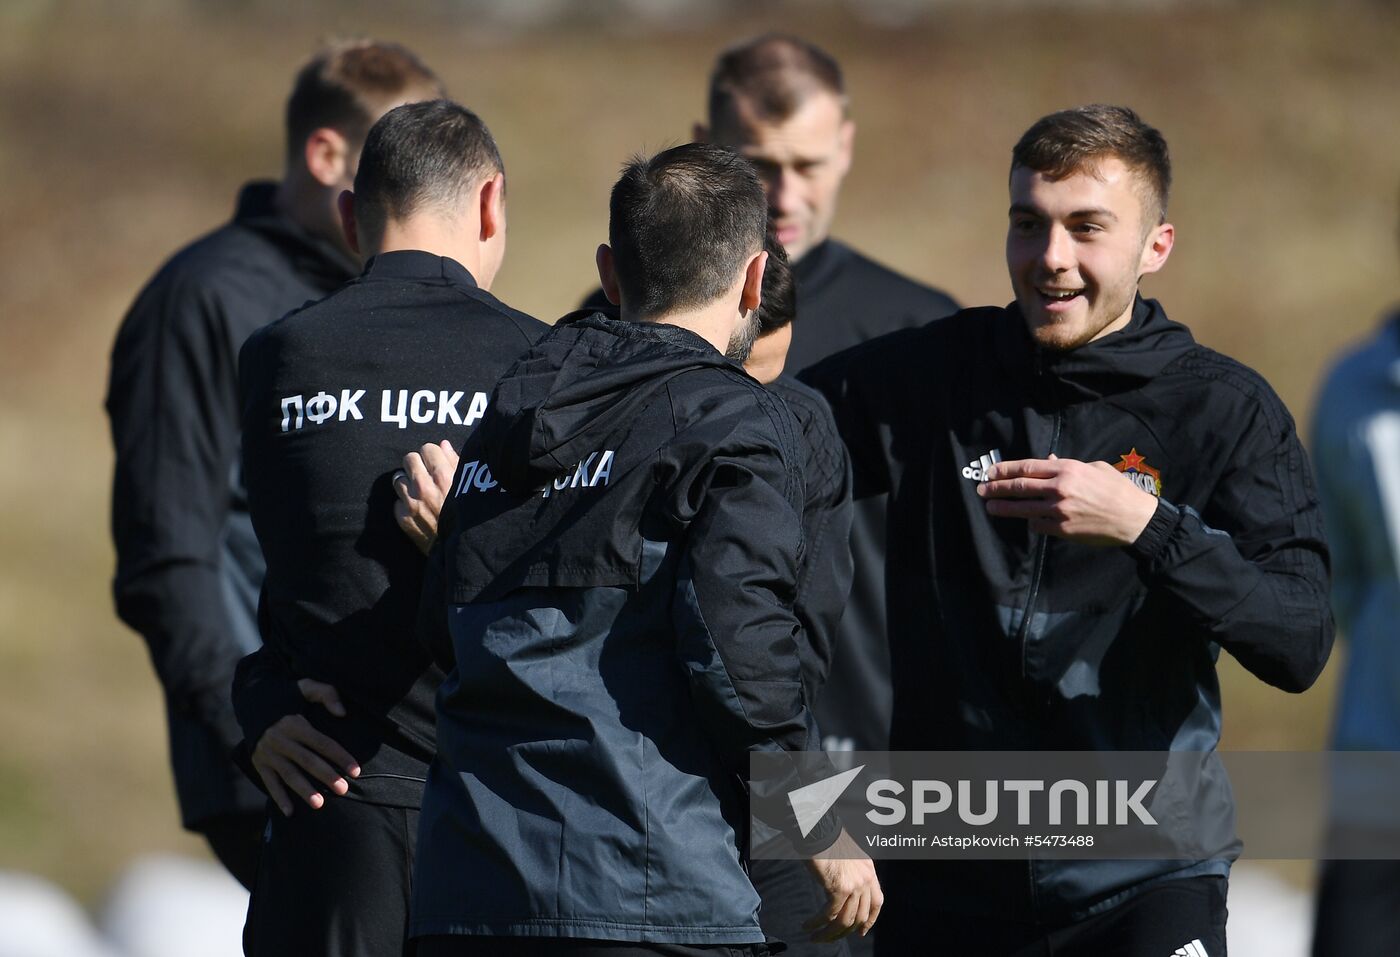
<box><xmin>393</xmin><ymin>440</ymin><xmax>459</xmax><ymax>555</ymax></box>
<box><xmin>977</xmin><ymin>454</ymin><xmax>1159</xmax><ymax>546</ymax></box>
<box><xmin>250</xmin><ymin>679</ymin><xmax>361</xmax><ymax>817</ymax></box>
<box><xmin>803</xmin><ymin>829</ymin><xmax>883</xmax><ymax>941</ymax></box>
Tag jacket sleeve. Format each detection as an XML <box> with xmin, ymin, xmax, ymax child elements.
<box><xmin>792</xmin><ymin>412</ymin><xmax>855</xmax><ymax>701</ymax></box>
<box><xmin>670</xmin><ymin>436</ymin><xmax>841</xmax><ymax>856</ymax></box>
<box><xmin>1127</xmin><ymin>400</ymin><xmax>1335</xmax><ymax>693</ymax></box>
<box><xmin>802</xmin><ymin>330</ymin><xmax>927</xmax><ymax>502</ymax></box>
<box><xmin>106</xmin><ymin>270</ymin><xmax>248</xmax><ymax>750</ymax></box>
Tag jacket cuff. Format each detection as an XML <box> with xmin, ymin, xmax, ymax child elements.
<box><xmin>231</xmin><ymin>672</ymin><xmax>310</xmax><ymax>752</ymax></box>
<box><xmin>791</xmin><ymin>808</ymin><xmax>843</xmax><ymax>857</ymax></box>
<box><xmin>1126</xmin><ymin>498</ymin><xmax>1181</xmax><ymax>567</ymax></box>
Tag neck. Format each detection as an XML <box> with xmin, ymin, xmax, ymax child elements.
<box><xmin>623</xmin><ymin>295</ymin><xmax>745</xmax><ymax>355</ymax></box>
<box><xmin>369</xmin><ymin>214</ymin><xmax>490</xmax><ymax>289</ymax></box>
<box><xmin>275</xmin><ymin>171</ymin><xmax>352</xmax><ymax>258</ymax></box>
<box><xmin>744</xmin><ymin>338</ymin><xmax>787</xmax><ymax>384</ymax></box>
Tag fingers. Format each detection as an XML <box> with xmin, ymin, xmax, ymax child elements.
<box><xmin>982</xmin><ymin>458</ymin><xmax>1060</xmax><ymax>481</ymax></box>
<box><xmin>977</xmin><ymin>475</ymin><xmax>1057</xmax><ymax>499</ymax></box>
<box><xmin>297</xmin><ymin>678</ymin><xmax>347</xmax><ymax>718</ymax></box>
<box><xmin>419</xmin><ymin>440</ymin><xmax>460</xmax><ymax>495</ymax></box>
<box><xmin>253</xmin><ymin>755</ymin><xmax>296</xmax><ymax>818</ymax></box>
<box><xmin>861</xmin><ymin>885</ymin><xmax>884</xmax><ymax>936</ymax></box>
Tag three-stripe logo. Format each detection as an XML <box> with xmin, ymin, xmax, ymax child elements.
<box><xmin>1172</xmin><ymin>940</ymin><xmax>1209</xmax><ymax>957</ymax></box>
<box><xmin>961</xmin><ymin>448</ymin><xmax>1003</xmax><ymax>482</ymax></box>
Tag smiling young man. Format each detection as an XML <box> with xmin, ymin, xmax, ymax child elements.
<box><xmin>814</xmin><ymin>105</ymin><xmax>1334</xmax><ymax>955</ymax></box>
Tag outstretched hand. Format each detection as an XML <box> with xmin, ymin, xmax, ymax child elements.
<box><xmin>977</xmin><ymin>454</ymin><xmax>1159</xmax><ymax>546</ymax></box>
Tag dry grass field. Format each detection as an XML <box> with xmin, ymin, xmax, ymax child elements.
<box><xmin>0</xmin><ymin>0</ymin><xmax>1396</xmax><ymax>902</ymax></box>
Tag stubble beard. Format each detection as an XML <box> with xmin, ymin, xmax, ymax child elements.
<box><xmin>724</xmin><ymin>309</ymin><xmax>762</xmax><ymax>363</ymax></box>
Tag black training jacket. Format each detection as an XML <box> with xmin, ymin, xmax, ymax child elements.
<box><xmin>412</xmin><ymin>311</ymin><xmax>838</xmax><ymax>945</ymax></box>
<box><xmin>769</xmin><ymin>375</ymin><xmax>854</xmax><ymax>702</ymax></box>
<box><xmin>106</xmin><ymin>181</ymin><xmax>357</xmax><ymax>827</ymax></box>
<box><xmin>813</xmin><ymin>296</ymin><xmax>1334</xmax><ymax>921</ymax></box>
<box><xmin>233</xmin><ymin>250</ymin><xmax>545</xmax><ymax>808</ymax></box>
<box><xmin>789</xmin><ymin>240</ymin><xmax>959</xmax><ymax>757</ymax></box>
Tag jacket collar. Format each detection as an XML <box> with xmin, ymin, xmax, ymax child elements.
<box><xmin>996</xmin><ymin>295</ymin><xmax>1198</xmax><ymax>403</ymax></box>
<box><xmin>232</xmin><ymin>181</ymin><xmax>358</xmax><ymax>289</ymax></box>
<box><xmin>360</xmin><ymin>249</ymin><xmax>480</xmax><ymax>291</ymax></box>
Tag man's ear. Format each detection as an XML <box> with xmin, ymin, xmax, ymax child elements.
<box><xmin>1139</xmin><ymin>221</ymin><xmax>1175</xmax><ymax>278</ymax></box>
<box><xmin>692</xmin><ymin>121</ymin><xmax>709</xmax><ymax>142</ymax></box>
<box><xmin>479</xmin><ymin>172</ymin><xmax>506</xmax><ymax>241</ymax></box>
<box><xmin>303</xmin><ymin>127</ymin><xmax>351</xmax><ymax>188</ymax></box>
<box><xmin>336</xmin><ymin>189</ymin><xmax>360</xmax><ymax>256</ymax></box>
<box><xmin>596</xmin><ymin>244</ymin><xmax>621</xmax><ymax>306</ymax></box>
<box><xmin>836</xmin><ymin>118</ymin><xmax>856</xmax><ymax>177</ymax></box>
<box><xmin>740</xmin><ymin>249</ymin><xmax>768</xmax><ymax>313</ymax></box>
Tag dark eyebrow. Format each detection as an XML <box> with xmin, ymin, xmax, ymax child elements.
<box><xmin>1008</xmin><ymin>203</ymin><xmax>1120</xmax><ymax>223</ymax></box>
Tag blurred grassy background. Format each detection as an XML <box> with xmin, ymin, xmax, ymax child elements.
<box><xmin>0</xmin><ymin>0</ymin><xmax>1395</xmax><ymax>903</ymax></box>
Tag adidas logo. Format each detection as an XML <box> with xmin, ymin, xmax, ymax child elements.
<box><xmin>1172</xmin><ymin>940</ymin><xmax>1209</xmax><ymax>957</ymax></box>
<box><xmin>961</xmin><ymin>448</ymin><xmax>1003</xmax><ymax>482</ymax></box>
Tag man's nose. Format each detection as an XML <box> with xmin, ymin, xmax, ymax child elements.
<box><xmin>767</xmin><ymin>167</ymin><xmax>803</xmax><ymax>215</ymax></box>
<box><xmin>1041</xmin><ymin>224</ymin><xmax>1074</xmax><ymax>272</ymax></box>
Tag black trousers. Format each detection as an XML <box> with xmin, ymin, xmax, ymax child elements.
<box><xmin>200</xmin><ymin>810</ymin><xmax>266</xmax><ymax>891</ymax></box>
<box><xmin>875</xmin><ymin>875</ymin><xmax>1227</xmax><ymax>957</ymax></box>
<box><xmin>1312</xmin><ymin>859</ymin><xmax>1400</xmax><ymax>956</ymax></box>
<box><xmin>416</xmin><ymin>939</ymin><xmax>776</xmax><ymax>956</ymax></box>
<box><xmin>243</xmin><ymin>798</ymin><xmax>418</xmax><ymax>957</ymax></box>
<box><xmin>749</xmin><ymin>858</ymin><xmax>853</xmax><ymax>957</ymax></box>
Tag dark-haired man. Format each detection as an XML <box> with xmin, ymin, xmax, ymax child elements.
<box><xmin>413</xmin><ymin>143</ymin><xmax>879</xmax><ymax>956</ymax></box>
<box><xmin>701</xmin><ymin>34</ymin><xmax>959</xmax><ymax>782</ymax></box>
<box><xmin>234</xmin><ymin>99</ymin><xmax>545</xmax><ymax>956</ymax></box>
<box><xmin>815</xmin><ymin>105</ymin><xmax>1333</xmax><ymax>954</ymax></box>
<box><xmin>106</xmin><ymin>39</ymin><xmax>444</xmax><ymax>887</ymax></box>
<box><xmin>746</xmin><ymin>236</ymin><xmax>856</xmax><ymax>957</ymax></box>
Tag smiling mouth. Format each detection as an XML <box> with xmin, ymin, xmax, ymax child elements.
<box><xmin>1037</xmin><ymin>286</ymin><xmax>1084</xmax><ymax>305</ymax></box>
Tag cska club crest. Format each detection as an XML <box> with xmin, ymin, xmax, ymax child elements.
<box><xmin>1114</xmin><ymin>448</ymin><xmax>1162</xmax><ymax>497</ymax></box>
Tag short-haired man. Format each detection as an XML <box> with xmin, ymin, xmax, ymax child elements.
<box><xmin>702</xmin><ymin>33</ymin><xmax>960</xmax><ymax>777</ymax></box>
<box><xmin>233</xmin><ymin>99</ymin><xmax>545</xmax><ymax>956</ymax></box>
<box><xmin>412</xmin><ymin>143</ymin><xmax>879</xmax><ymax>956</ymax></box>
<box><xmin>815</xmin><ymin>105</ymin><xmax>1334</xmax><ymax>954</ymax></box>
<box><xmin>745</xmin><ymin>236</ymin><xmax>857</xmax><ymax>957</ymax></box>
<box><xmin>106</xmin><ymin>39</ymin><xmax>443</xmax><ymax>888</ymax></box>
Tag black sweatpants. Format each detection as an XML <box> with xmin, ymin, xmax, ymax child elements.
<box><xmin>243</xmin><ymin>798</ymin><xmax>417</xmax><ymax>957</ymax></box>
<box><xmin>749</xmin><ymin>858</ymin><xmax>852</xmax><ymax>957</ymax></box>
<box><xmin>875</xmin><ymin>875</ymin><xmax>1227</xmax><ymax>956</ymax></box>
<box><xmin>200</xmin><ymin>810</ymin><xmax>266</xmax><ymax>891</ymax></box>
<box><xmin>1312</xmin><ymin>859</ymin><xmax>1400</xmax><ymax>956</ymax></box>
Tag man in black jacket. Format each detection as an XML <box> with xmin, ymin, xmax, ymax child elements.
<box><xmin>745</xmin><ymin>235</ymin><xmax>856</xmax><ymax>957</ymax></box>
<box><xmin>698</xmin><ymin>38</ymin><xmax>959</xmax><ymax>819</ymax></box>
<box><xmin>105</xmin><ymin>39</ymin><xmax>443</xmax><ymax>888</ymax></box>
<box><xmin>814</xmin><ymin>105</ymin><xmax>1334</xmax><ymax>955</ymax></box>
<box><xmin>233</xmin><ymin>99</ymin><xmax>546</xmax><ymax>956</ymax></box>
<box><xmin>413</xmin><ymin>143</ymin><xmax>879</xmax><ymax>957</ymax></box>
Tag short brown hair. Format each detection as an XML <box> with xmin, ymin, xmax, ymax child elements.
<box><xmin>285</xmin><ymin>39</ymin><xmax>445</xmax><ymax>160</ymax></box>
<box><xmin>708</xmin><ymin>33</ymin><xmax>846</xmax><ymax>132</ymax></box>
<box><xmin>609</xmin><ymin>144</ymin><xmax>767</xmax><ymax>319</ymax></box>
<box><xmin>353</xmin><ymin>100</ymin><xmax>503</xmax><ymax>247</ymax></box>
<box><xmin>1011</xmin><ymin>104</ymin><xmax>1172</xmax><ymax>224</ymax></box>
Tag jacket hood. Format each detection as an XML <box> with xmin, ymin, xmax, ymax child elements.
<box><xmin>479</xmin><ymin>310</ymin><xmax>739</xmax><ymax>493</ymax></box>
<box><xmin>234</xmin><ymin>181</ymin><xmax>358</xmax><ymax>287</ymax></box>
<box><xmin>1000</xmin><ymin>296</ymin><xmax>1197</xmax><ymax>403</ymax></box>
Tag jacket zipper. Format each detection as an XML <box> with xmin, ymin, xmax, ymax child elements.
<box><xmin>1017</xmin><ymin>357</ymin><xmax>1062</xmax><ymax>681</ymax></box>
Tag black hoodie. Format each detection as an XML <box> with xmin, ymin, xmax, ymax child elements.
<box><xmin>106</xmin><ymin>180</ymin><xmax>357</xmax><ymax>827</ymax></box>
<box><xmin>413</xmin><ymin>311</ymin><xmax>837</xmax><ymax>945</ymax></box>
<box><xmin>811</xmin><ymin>297</ymin><xmax>1334</xmax><ymax>922</ymax></box>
